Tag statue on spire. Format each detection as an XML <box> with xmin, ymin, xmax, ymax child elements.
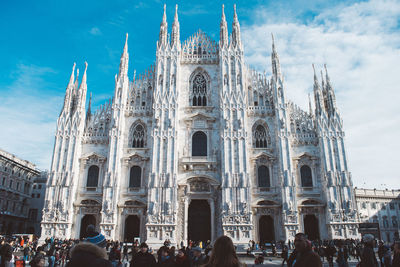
<box><xmin>220</xmin><ymin>4</ymin><xmax>228</xmax><ymax>48</ymax></box>
<box><xmin>158</xmin><ymin>4</ymin><xmax>168</xmax><ymax>48</ymax></box>
<box><xmin>171</xmin><ymin>4</ymin><xmax>180</xmax><ymax>48</ymax></box>
<box><xmin>231</xmin><ymin>4</ymin><xmax>242</xmax><ymax>48</ymax></box>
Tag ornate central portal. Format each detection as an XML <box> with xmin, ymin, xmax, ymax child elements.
<box><xmin>188</xmin><ymin>199</ymin><xmax>211</xmax><ymax>243</ymax></box>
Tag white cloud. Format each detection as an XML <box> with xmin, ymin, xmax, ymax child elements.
<box><xmin>242</xmin><ymin>0</ymin><xmax>400</xmax><ymax>189</ymax></box>
<box><xmin>0</xmin><ymin>64</ymin><xmax>63</xmax><ymax>171</ymax></box>
<box><xmin>89</xmin><ymin>27</ymin><xmax>102</xmax><ymax>36</ymax></box>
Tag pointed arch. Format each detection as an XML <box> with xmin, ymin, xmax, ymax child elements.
<box><xmin>189</xmin><ymin>68</ymin><xmax>211</xmax><ymax>107</ymax></box>
<box><xmin>129</xmin><ymin>121</ymin><xmax>146</xmax><ymax>148</ymax></box>
<box><xmin>252</xmin><ymin>121</ymin><xmax>271</xmax><ymax>148</ymax></box>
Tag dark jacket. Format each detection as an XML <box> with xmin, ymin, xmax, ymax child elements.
<box><xmin>174</xmin><ymin>255</ymin><xmax>190</xmax><ymax>267</ymax></box>
<box><xmin>293</xmin><ymin>248</ymin><xmax>322</xmax><ymax>267</ymax></box>
<box><xmin>66</xmin><ymin>242</ymin><xmax>112</xmax><ymax>267</ymax></box>
<box><xmin>393</xmin><ymin>251</ymin><xmax>400</xmax><ymax>267</ymax></box>
<box><xmin>157</xmin><ymin>255</ymin><xmax>175</xmax><ymax>267</ymax></box>
<box><xmin>130</xmin><ymin>251</ymin><xmax>156</xmax><ymax>267</ymax></box>
<box><xmin>190</xmin><ymin>254</ymin><xmax>207</xmax><ymax>267</ymax></box>
<box><xmin>360</xmin><ymin>244</ymin><xmax>378</xmax><ymax>267</ymax></box>
<box><xmin>0</xmin><ymin>243</ymin><xmax>13</xmax><ymax>262</ymax></box>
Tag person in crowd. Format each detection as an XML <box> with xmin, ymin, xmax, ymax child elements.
<box><xmin>85</xmin><ymin>225</ymin><xmax>107</xmax><ymax>248</ymax></box>
<box><xmin>378</xmin><ymin>241</ymin><xmax>385</xmax><ymax>267</ymax></box>
<box><xmin>336</xmin><ymin>241</ymin><xmax>349</xmax><ymax>267</ymax></box>
<box><xmin>157</xmin><ymin>247</ymin><xmax>174</xmax><ymax>267</ymax></box>
<box><xmin>281</xmin><ymin>245</ymin><xmax>288</xmax><ymax>266</ymax></box>
<box><xmin>0</xmin><ymin>240</ymin><xmax>13</xmax><ymax>267</ymax></box>
<box><xmin>382</xmin><ymin>245</ymin><xmax>392</xmax><ymax>267</ymax></box>
<box><xmin>254</xmin><ymin>254</ymin><xmax>264</xmax><ymax>265</ymax></box>
<box><xmin>190</xmin><ymin>246</ymin><xmax>207</xmax><ymax>267</ymax></box>
<box><xmin>325</xmin><ymin>242</ymin><xmax>336</xmax><ymax>267</ymax></box>
<box><xmin>290</xmin><ymin>233</ymin><xmax>322</xmax><ymax>267</ymax></box>
<box><xmin>360</xmin><ymin>234</ymin><xmax>379</xmax><ymax>267</ymax></box>
<box><xmin>130</xmin><ymin>242</ymin><xmax>156</xmax><ymax>267</ymax></box>
<box><xmin>393</xmin><ymin>241</ymin><xmax>400</xmax><ymax>267</ymax></box>
<box><xmin>174</xmin><ymin>248</ymin><xmax>190</xmax><ymax>267</ymax></box>
<box><xmin>203</xmin><ymin>235</ymin><xmax>245</xmax><ymax>267</ymax></box>
<box><xmin>109</xmin><ymin>242</ymin><xmax>122</xmax><ymax>267</ymax></box>
<box><xmin>29</xmin><ymin>254</ymin><xmax>45</xmax><ymax>267</ymax></box>
<box><xmin>66</xmin><ymin>241</ymin><xmax>112</xmax><ymax>267</ymax></box>
<box><xmin>122</xmin><ymin>243</ymin><xmax>129</xmax><ymax>262</ymax></box>
<box><xmin>169</xmin><ymin>246</ymin><xmax>176</xmax><ymax>262</ymax></box>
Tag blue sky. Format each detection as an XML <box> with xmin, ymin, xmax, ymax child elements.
<box><xmin>0</xmin><ymin>0</ymin><xmax>399</xmax><ymax>189</ymax></box>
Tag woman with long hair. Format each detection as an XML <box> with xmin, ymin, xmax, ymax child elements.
<box><xmin>203</xmin><ymin>236</ymin><xmax>246</xmax><ymax>267</ymax></box>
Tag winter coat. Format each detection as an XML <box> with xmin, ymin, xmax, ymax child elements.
<box><xmin>66</xmin><ymin>242</ymin><xmax>112</xmax><ymax>267</ymax></box>
<box><xmin>360</xmin><ymin>245</ymin><xmax>378</xmax><ymax>267</ymax></box>
<box><xmin>392</xmin><ymin>251</ymin><xmax>400</xmax><ymax>267</ymax></box>
<box><xmin>157</xmin><ymin>255</ymin><xmax>175</xmax><ymax>267</ymax></box>
<box><xmin>130</xmin><ymin>251</ymin><xmax>157</xmax><ymax>267</ymax></box>
<box><xmin>174</xmin><ymin>255</ymin><xmax>190</xmax><ymax>267</ymax></box>
<box><xmin>0</xmin><ymin>243</ymin><xmax>13</xmax><ymax>262</ymax></box>
<box><xmin>292</xmin><ymin>248</ymin><xmax>322</xmax><ymax>267</ymax></box>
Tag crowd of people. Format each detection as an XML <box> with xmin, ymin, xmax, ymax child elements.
<box><xmin>0</xmin><ymin>225</ymin><xmax>400</xmax><ymax>267</ymax></box>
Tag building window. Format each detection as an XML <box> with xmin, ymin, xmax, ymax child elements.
<box><xmin>132</xmin><ymin>124</ymin><xmax>145</xmax><ymax>148</ymax></box>
<box><xmin>9</xmin><ymin>180</ymin><xmax>13</xmax><ymax>189</ymax></box>
<box><xmin>191</xmin><ymin>73</ymin><xmax>207</xmax><ymax>106</ymax></box>
<box><xmin>371</xmin><ymin>203</ymin><xmax>376</xmax><ymax>209</ymax></box>
<box><xmin>390</xmin><ymin>203</ymin><xmax>395</xmax><ymax>210</ymax></box>
<box><xmin>86</xmin><ymin>165</ymin><xmax>99</xmax><ymax>188</ymax></box>
<box><xmin>129</xmin><ymin>166</ymin><xmax>141</xmax><ymax>188</ymax></box>
<box><xmin>300</xmin><ymin>165</ymin><xmax>313</xmax><ymax>187</ymax></box>
<box><xmin>392</xmin><ymin>216</ymin><xmax>398</xmax><ymax>227</ymax></box>
<box><xmin>37</xmin><ymin>194</ymin><xmax>40</xmax><ymax>198</ymax></box>
<box><xmin>28</xmin><ymin>209</ymin><xmax>38</xmax><ymax>221</ymax></box>
<box><xmin>253</xmin><ymin>125</ymin><xmax>268</xmax><ymax>148</ymax></box>
<box><xmin>257</xmin><ymin>166</ymin><xmax>270</xmax><ymax>188</ymax></box>
<box><xmin>383</xmin><ymin>216</ymin><xmax>389</xmax><ymax>228</ymax></box>
<box><xmin>381</xmin><ymin>203</ymin><xmax>386</xmax><ymax>210</ymax></box>
<box><xmin>38</xmin><ymin>184</ymin><xmax>42</xmax><ymax>189</ymax></box>
<box><xmin>361</xmin><ymin>202</ymin><xmax>367</xmax><ymax>209</ymax></box>
<box><xmin>33</xmin><ymin>185</ymin><xmax>36</xmax><ymax>189</ymax></box>
<box><xmin>2</xmin><ymin>177</ymin><xmax>5</xmax><ymax>186</ymax></box>
<box><xmin>192</xmin><ymin>131</ymin><xmax>207</xmax><ymax>156</ymax></box>
<box><xmin>31</xmin><ymin>194</ymin><xmax>34</xmax><ymax>198</ymax></box>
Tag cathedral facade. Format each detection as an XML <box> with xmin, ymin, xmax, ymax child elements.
<box><xmin>41</xmin><ymin>5</ymin><xmax>359</xmax><ymax>247</ymax></box>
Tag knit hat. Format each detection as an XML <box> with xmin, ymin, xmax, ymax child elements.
<box><xmin>85</xmin><ymin>233</ymin><xmax>107</xmax><ymax>248</ymax></box>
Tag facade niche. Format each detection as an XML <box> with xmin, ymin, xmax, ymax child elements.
<box><xmin>129</xmin><ymin>166</ymin><xmax>141</xmax><ymax>188</ymax></box>
<box><xmin>86</xmin><ymin>165</ymin><xmax>99</xmax><ymax>187</ymax></box>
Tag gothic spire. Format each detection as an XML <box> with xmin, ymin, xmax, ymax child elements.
<box><xmin>86</xmin><ymin>92</ymin><xmax>92</xmax><ymax>123</ymax></box>
<box><xmin>68</xmin><ymin>63</ymin><xmax>76</xmax><ymax>88</ymax></box>
<box><xmin>312</xmin><ymin>64</ymin><xmax>323</xmax><ymax>116</ymax></box>
<box><xmin>324</xmin><ymin>64</ymin><xmax>337</xmax><ymax>115</ymax></box>
<box><xmin>158</xmin><ymin>4</ymin><xmax>168</xmax><ymax>48</ymax></box>
<box><xmin>171</xmin><ymin>4</ymin><xmax>180</xmax><ymax>48</ymax></box>
<box><xmin>231</xmin><ymin>4</ymin><xmax>242</xmax><ymax>48</ymax></box>
<box><xmin>220</xmin><ymin>4</ymin><xmax>228</xmax><ymax>48</ymax></box>
<box><xmin>119</xmin><ymin>33</ymin><xmax>129</xmax><ymax>77</ymax></box>
<box><xmin>79</xmin><ymin>61</ymin><xmax>88</xmax><ymax>91</ymax></box>
<box><xmin>271</xmin><ymin>33</ymin><xmax>282</xmax><ymax>80</ymax></box>
<box><xmin>74</xmin><ymin>68</ymin><xmax>79</xmax><ymax>90</ymax></box>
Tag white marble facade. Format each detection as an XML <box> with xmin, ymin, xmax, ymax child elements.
<box><xmin>41</xmin><ymin>5</ymin><xmax>359</xmax><ymax>247</ymax></box>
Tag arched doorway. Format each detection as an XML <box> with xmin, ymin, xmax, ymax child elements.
<box><xmin>80</xmin><ymin>215</ymin><xmax>96</xmax><ymax>238</ymax></box>
<box><xmin>304</xmin><ymin>214</ymin><xmax>320</xmax><ymax>241</ymax></box>
<box><xmin>188</xmin><ymin>200</ymin><xmax>211</xmax><ymax>244</ymax></box>
<box><xmin>124</xmin><ymin>215</ymin><xmax>140</xmax><ymax>242</ymax></box>
<box><xmin>259</xmin><ymin>215</ymin><xmax>275</xmax><ymax>244</ymax></box>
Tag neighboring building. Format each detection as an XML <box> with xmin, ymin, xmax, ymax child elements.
<box><xmin>0</xmin><ymin>149</ymin><xmax>39</xmax><ymax>234</ymax></box>
<box><xmin>355</xmin><ymin>188</ymin><xmax>400</xmax><ymax>242</ymax></box>
<box><xmin>28</xmin><ymin>171</ymin><xmax>48</xmax><ymax>236</ymax></box>
<box><xmin>41</xmin><ymin>5</ymin><xmax>359</xmax><ymax>247</ymax></box>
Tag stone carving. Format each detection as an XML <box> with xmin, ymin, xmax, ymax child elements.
<box><xmin>190</xmin><ymin>181</ymin><xmax>210</xmax><ymax>192</ymax></box>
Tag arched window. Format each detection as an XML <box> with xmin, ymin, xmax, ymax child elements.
<box><xmin>129</xmin><ymin>166</ymin><xmax>141</xmax><ymax>188</ymax></box>
<box><xmin>258</xmin><ymin>166</ymin><xmax>270</xmax><ymax>188</ymax></box>
<box><xmin>361</xmin><ymin>202</ymin><xmax>367</xmax><ymax>209</ymax></box>
<box><xmin>254</xmin><ymin>125</ymin><xmax>268</xmax><ymax>148</ymax></box>
<box><xmin>300</xmin><ymin>165</ymin><xmax>313</xmax><ymax>187</ymax></box>
<box><xmin>192</xmin><ymin>131</ymin><xmax>207</xmax><ymax>156</ymax></box>
<box><xmin>191</xmin><ymin>73</ymin><xmax>207</xmax><ymax>106</ymax></box>
<box><xmin>132</xmin><ymin>124</ymin><xmax>145</xmax><ymax>148</ymax></box>
<box><xmin>87</xmin><ymin>165</ymin><xmax>99</xmax><ymax>187</ymax></box>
